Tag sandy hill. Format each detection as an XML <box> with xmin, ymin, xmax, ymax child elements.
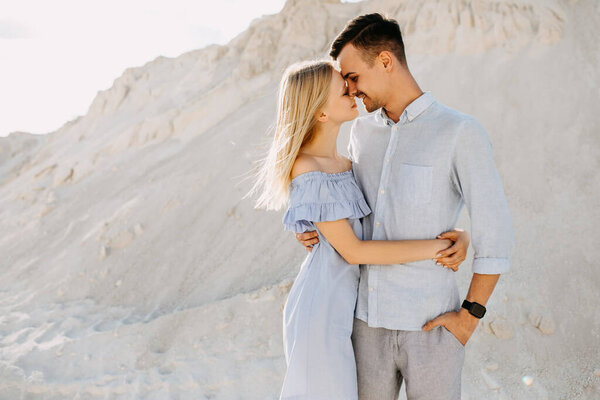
<box><xmin>0</xmin><ymin>0</ymin><xmax>598</xmax><ymax>398</ymax></box>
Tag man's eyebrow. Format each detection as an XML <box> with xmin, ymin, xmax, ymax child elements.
<box><xmin>343</xmin><ymin>72</ymin><xmax>356</xmax><ymax>79</ymax></box>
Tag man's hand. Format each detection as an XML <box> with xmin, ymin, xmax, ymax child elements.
<box><xmin>434</xmin><ymin>228</ymin><xmax>470</xmax><ymax>271</ymax></box>
<box><xmin>421</xmin><ymin>308</ymin><xmax>479</xmax><ymax>346</ymax></box>
<box><xmin>295</xmin><ymin>231</ymin><xmax>319</xmax><ymax>252</ymax></box>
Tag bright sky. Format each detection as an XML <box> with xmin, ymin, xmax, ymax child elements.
<box><xmin>2</xmin><ymin>0</ymin><xmax>345</xmax><ymax>137</ymax></box>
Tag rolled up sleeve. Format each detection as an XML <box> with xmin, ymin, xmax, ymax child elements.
<box><xmin>451</xmin><ymin>118</ymin><xmax>515</xmax><ymax>274</ymax></box>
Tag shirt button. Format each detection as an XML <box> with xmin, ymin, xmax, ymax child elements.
<box><xmin>380</xmin><ymin>189</ymin><xmax>385</xmax><ymax>194</ymax></box>
<box><xmin>386</xmin><ymin>158</ymin><xmax>390</xmax><ymax>163</ymax></box>
<box><xmin>375</xmin><ymin>221</ymin><xmax>381</xmax><ymax>227</ymax></box>
<box><xmin>392</xmin><ymin>126</ymin><xmax>398</xmax><ymax>131</ymax></box>
<box><xmin>369</xmin><ymin>287</ymin><xmax>374</xmax><ymax>292</ymax></box>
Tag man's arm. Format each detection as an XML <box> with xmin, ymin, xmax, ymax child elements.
<box><xmin>295</xmin><ymin>231</ymin><xmax>319</xmax><ymax>252</ymax></box>
<box><xmin>464</xmin><ymin>273</ymin><xmax>500</xmax><ymax>307</ymax></box>
<box><xmin>451</xmin><ymin>118</ymin><xmax>515</xmax><ymax>275</ymax></box>
<box><xmin>422</xmin><ymin>117</ymin><xmax>515</xmax><ymax>344</ymax></box>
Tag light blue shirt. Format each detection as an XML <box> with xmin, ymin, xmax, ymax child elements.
<box><xmin>348</xmin><ymin>91</ymin><xmax>515</xmax><ymax>330</ymax></box>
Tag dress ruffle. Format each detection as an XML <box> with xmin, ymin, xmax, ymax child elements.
<box><xmin>282</xmin><ymin>170</ymin><xmax>372</xmax><ymax>233</ymax></box>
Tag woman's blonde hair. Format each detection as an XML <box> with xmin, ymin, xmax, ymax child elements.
<box><xmin>245</xmin><ymin>59</ymin><xmax>335</xmax><ymax>211</ymax></box>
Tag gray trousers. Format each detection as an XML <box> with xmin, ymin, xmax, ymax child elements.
<box><xmin>351</xmin><ymin>317</ymin><xmax>465</xmax><ymax>400</ymax></box>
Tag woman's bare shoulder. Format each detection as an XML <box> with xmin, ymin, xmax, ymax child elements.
<box><xmin>290</xmin><ymin>153</ymin><xmax>321</xmax><ymax>180</ymax></box>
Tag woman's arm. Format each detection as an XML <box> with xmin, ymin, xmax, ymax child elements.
<box><xmin>315</xmin><ymin>219</ymin><xmax>454</xmax><ymax>266</ymax></box>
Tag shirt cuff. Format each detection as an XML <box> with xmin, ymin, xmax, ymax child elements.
<box><xmin>472</xmin><ymin>257</ymin><xmax>510</xmax><ymax>274</ymax></box>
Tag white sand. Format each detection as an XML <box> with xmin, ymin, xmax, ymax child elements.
<box><xmin>0</xmin><ymin>0</ymin><xmax>599</xmax><ymax>398</ymax></box>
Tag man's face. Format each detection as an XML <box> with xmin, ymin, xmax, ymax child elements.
<box><xmin>337</xmin><ymin>44</ymin><xmax>387</xmax><ymax>113</ymax></box>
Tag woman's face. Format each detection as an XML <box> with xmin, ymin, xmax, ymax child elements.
<box><xmin>320</xmin><ymin>70</ymin><xmax>358</xmax><ymax>124</ymax></box>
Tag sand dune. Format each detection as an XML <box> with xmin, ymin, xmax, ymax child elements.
<box><xmin>1</xmin><ymin>0</ymin><xmax>599</xmax><ymax>398</ymax></box>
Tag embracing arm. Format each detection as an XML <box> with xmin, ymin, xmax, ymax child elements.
<box><xmin>314</xmin><ymin>219</ymin><xmax>453</xmax><ymax>266</ymax></box>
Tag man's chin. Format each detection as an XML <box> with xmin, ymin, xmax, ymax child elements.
<box><xmin>364</xmin><ymin>103</ymin><xmax>380</xmax><ymax>113</ymax></box>
<box><xmin>361</xmin><ymin>98</ymin><xmax>381</xmax><ymax>113</ymax></box>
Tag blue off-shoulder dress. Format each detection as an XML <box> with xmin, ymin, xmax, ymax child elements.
<box><xmin>280</xmin><ymin>168</ymin><xmax>372</xmax><ymax>400</ymax></box>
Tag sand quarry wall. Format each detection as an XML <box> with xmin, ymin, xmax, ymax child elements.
<box><xmin>0</xmin><ymin>0</ymin><xmax>598</xmax><ymax>398</ymax></box>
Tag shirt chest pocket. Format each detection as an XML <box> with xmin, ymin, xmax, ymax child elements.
<box><xmin>397</xmin><ymin>163</ymin><xmax>433</xmax><ymax>205</ymax></box>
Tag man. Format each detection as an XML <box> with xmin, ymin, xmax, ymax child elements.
<box><xmin>293</xmin><ymin>13</ymin><xmax>515</xmax><ymax>400</ymax></box>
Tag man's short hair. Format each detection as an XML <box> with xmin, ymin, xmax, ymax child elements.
<box><xmin>329</xmin><ymin>13</ymin><xmax>406</xmax><ymax>66</ymax></box>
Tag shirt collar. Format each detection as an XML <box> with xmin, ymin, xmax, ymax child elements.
<box><xmin>377</xmin><ymin>91</ymin><xmax>435</xmax><ymax>126</ymax></box>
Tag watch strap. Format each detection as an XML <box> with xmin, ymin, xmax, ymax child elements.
<box><xmin>462</xmin><ymin>299</ymin><xmax>486</xmax><ymax>319</ymax></box>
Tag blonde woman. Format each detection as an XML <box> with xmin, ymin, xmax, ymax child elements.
<box><xmin>247</xmin><ymin>60</ymin><xmax>470</xmax><ymax>399</ymax></box>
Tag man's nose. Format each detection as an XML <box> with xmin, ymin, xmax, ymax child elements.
<box><xmin>348</xmin><ymin>81</ymin><xmax>358</xmax><ymax>97</ymax></box>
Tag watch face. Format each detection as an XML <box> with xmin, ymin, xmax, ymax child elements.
<box><xmin>471</xmin><ymin>303</ymin><xmax>486</xmax><ymax>318</ymax></box>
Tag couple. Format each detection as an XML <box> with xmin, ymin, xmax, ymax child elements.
<box><xmin>249</xmin><ymin>13</ymin><xmax>514</xmax><ymax>400</ymax></box>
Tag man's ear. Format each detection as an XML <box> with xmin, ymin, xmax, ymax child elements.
<box><xmin>317</xmin><ymin>112</ymin><xmax>328</xmax><ymax>123</ymax></box>
<box><xmin>378</xmin><ymin>51</ymin><xmax>393</xmax><ymax>71</ymax></box>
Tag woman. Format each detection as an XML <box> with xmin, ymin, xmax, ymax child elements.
<box><xmin>247</xmin><ymin>60</ymin><xmax>470</xmax><ymax>399</ymax></box>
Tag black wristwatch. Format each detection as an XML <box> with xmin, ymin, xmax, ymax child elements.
<box><xmin>461</xmin><ymin>299</ymin><xmax>486</xmax><ymax>319</ymax></box>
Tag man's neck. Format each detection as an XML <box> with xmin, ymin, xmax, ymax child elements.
<box><xmin>382</xmin><ymin>72</ymin><xmax>424</xmax><ymax>123</ymax></box>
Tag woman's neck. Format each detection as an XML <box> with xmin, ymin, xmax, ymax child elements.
<box><xmin>300</xmin><ymin>123</ymin><xmax>341</xmax><ymax>159</ymax></box>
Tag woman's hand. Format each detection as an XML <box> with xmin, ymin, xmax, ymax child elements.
<box><xmin>433</xmin><ymin>229</ymin><xmax>470</xmax><ymax>272</ymax></box>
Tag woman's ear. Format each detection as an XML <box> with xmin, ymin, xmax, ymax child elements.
<box><xmin>317</xmin><ymin>112</ymin><xmax>328</xmax><ymax>123</ymax></box>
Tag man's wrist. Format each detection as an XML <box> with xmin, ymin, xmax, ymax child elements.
<box><xmin>461</xmin><ymin>299</ymin><xmax>487</xmax><ymax>319</ymax></box>
<box><xmin>459</xmin><ymin>307</ymin><xmax>480</xmax><ymax>325</ymax></box>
